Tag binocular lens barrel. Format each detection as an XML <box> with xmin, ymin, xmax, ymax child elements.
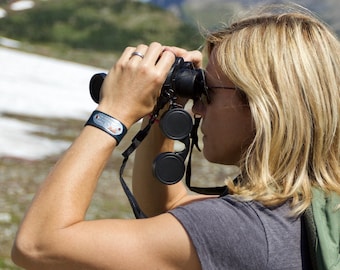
<box><xmin>89</xmin><ymin>57</ymin><xmax>207</xmax><ymax>104</ymax></box>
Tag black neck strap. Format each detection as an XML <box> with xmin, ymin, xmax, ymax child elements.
<box><xmin>118</xmin><ymin>113</ymin><xmax>228</xmax><ymax>219</ymax></box>
<box><xmin>118</xmin><ymin>96</ymin><xmax>169</xmax><ymax>219</ymax></box>
<box><xmin>185</xmin><ymin>116</ymin><xmax>228</xmax><ymax>196</ymax></box>
<box><xmin>119</xmin><ymin>114</ymin><xmax>158</xmax><ymax>219</ymax></box>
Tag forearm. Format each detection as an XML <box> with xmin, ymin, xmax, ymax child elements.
<box><xmin>12</xmin><ymin>43</ymin><xmax>200</xmax><ymax>269</ymax></box>
<box><xmin>15</xmin><ymin>126</ymin><xmax>116</xmax><ymax>248</ymax></box>
<box><xmin>131</xmin><ymin>48</ymin><xmax>207</xmax><ymax>216</ymax></box>
<box><xmin>132</xmin><ymin>116</ymin><xmax>188</xmax><ymax>217</ymax></box>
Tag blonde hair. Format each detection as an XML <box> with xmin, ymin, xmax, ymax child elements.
<box><xmin>205</xmin><ymin>4</ymin><xmax>340</xmax><ymax>215</ymax></box>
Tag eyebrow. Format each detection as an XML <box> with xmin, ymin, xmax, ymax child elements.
<box><xmin>204</xmin><ymin>70</ymin><xmax>236</xmax><ymax>91</ymax></box>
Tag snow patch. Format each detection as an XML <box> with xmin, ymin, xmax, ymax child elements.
<box><xmin>0</xmin><ymin>47</ymin><xmax>104</xmax><ymax>160</ymax></box>
<box><xmin>0</xmin><ymin>37</ymin><xmax>21</xmax><ymax>48</ymax></box>
<box><xmin>10</xmin><ymin>0</ymin><xmax>35</xmax><ymax>11</ymax></box>
<box><xmin>0</xmin><ymin>8</ymin><xmax>7</xmax><ymax>18</ymax></box>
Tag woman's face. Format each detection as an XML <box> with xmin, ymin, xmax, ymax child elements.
<box><xmin>192</xmin><ymin>50</ymin><xmax>254</xmax><ymax>165</ymax></box>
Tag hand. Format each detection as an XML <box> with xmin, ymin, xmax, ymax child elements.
<box><xmin>164</xmin><ymin>46</ymin><xmax>203</xmax><ymax>68</ymax></box>
<box><xmin>97</xmin><ymin>42</ymin><xmax>176</xmax><ymax>128</ymax></box>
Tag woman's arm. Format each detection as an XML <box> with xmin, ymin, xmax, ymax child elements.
<box><xmin>12</xmin><ymin>43</ymin><xmax>202</xmax><ymax>270</ymax></box>
<box><xmin>132</xmin><ymin>117</ymin><xmax>189</xmax><ymax>217</ymax></box>
<box><xmin>132</xmin><ymin>47</ymin><xmax>211</xmax><ymax>217</ymax></box>
<box><xmin>12</xmin><ymin>126</ymin><xmax>201</xmax><ymax>270</ymax></box>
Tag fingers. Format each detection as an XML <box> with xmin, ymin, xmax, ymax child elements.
<box><xmin>129</xmin><ymin>44</ymin><xmax>148</xmax><ymax>62</ymax></box>
<box><xmin>142</xmin><ymin>42</ymin><xmax>164</xmax><ymax>64</ymax></box>
<box><xmin>101</xmin><ymin>43</ymin><xmax>177</xmax><ymax>117</ymax></box>
<box><xmin>122</xmin><ymin>43</ymin><xmax>176</xmax><ymax>85</ymax></box>
<box><xmin>116</xmin><ymin>43</ymin><xmax>175</xmax><ymax>75</ymax></box>
<box><xmin>119</xmin><ymin>43</ymin><xmax>202</xmax><ymax>69</ymax></box>
<box><xmin>119</xmin><ymin>43</ymin><xmax>163</xmax><ymax>63</ymax></box>
<box><xmin>133</xmin><ymin>42</ymin><xmax>176</xmax><ymax>70</ymax></box>
<box><xmin>164</xmin><ymin>46</ymin><xmax>203</xmax><ymax>67</ymax></box>
<box><xmin>155</xmin><ymin>49</ymin><xmax>176</xmax><ymax>77</ymax></box>
<box><xmin>119</xmin><ymin>46</ymin><xmax>137</xmax><ymax>63</ymax></box>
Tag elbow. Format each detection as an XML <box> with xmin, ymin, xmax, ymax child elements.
<box><xmin>11</xmin><ymin>232</ymin><xmax>49</xmax><ymax>269</ymax></box>
<box><xmin>11</xmin><ymin>238</ymin><xmax>28</xmax><ymax>268</ymax></box>
<box><xmin>12</xmin><ymin>225</ymin><xmax>71</xmax><ymax>269</ymax></box>
<box><xmin>11</xmin><ymin>234</ymin><xmax>37</xmax><ymax>268</ymax></box>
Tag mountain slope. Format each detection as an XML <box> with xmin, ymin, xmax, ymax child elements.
<box><xmin>0</xmin><ymin>0</ymin><xmax>202</xmax><ymax>53</ymax></box>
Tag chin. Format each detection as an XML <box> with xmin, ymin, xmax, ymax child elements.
<box><xmin>203</xmin><ymin>148</ymin><xmax>222</xmax><ymax>164</ymax></box>
<box><xmin>203</xmin><ymin>148</ymin><xmax>239</xmax><ymax>166</ymax></box>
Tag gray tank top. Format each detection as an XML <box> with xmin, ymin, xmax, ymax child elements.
<box><xmin>170</xmin><ymin>195</ymin><xmax>310</xmax><ymax>269</ymax></box>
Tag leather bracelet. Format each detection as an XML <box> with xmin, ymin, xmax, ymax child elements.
<box><xmin>85</xmin><ymin>110</ymin><xmax>127</xmax><ymax>145</ymax></box>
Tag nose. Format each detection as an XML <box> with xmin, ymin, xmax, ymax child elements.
<box><xmin>192</xmin><ymin>99</ymin><xmax>206</xmax><ymax>116</ymax></box>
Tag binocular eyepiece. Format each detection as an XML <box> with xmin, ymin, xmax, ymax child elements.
<box><xmin>89</xmin><ymin>57</ymin><xmax>208</xmax><ymax>104</ymax></box>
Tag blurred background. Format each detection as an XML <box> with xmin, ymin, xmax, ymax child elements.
<box><xmin>0</xmin><ymin>0</ymin><xmax>339</xmax><ymax>268</ymax></box>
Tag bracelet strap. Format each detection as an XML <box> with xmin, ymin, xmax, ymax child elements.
<box><xmin>85</xmin><ymin>110</ymin><xmax>127</xmax><ymax>145</ymax></box>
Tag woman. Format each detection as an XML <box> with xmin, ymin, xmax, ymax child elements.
<box><xmin>12</xmin><ymin>4</ymin><xmax>340</xmax><ymax>270</ymax></box>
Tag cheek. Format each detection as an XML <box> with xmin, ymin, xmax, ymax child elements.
<box><xmin>229</xmin><ymin>109</ymin><xmax>254</xmax><ymax>149</ymax></box>
<box><xmin>202</xmin><ymin>108</ymin><xmax>254</xmax><ymax>165</ymax></box>
<box><xmin>201</xmin><ymin>122</ymin><xmax>230</xmax><ymax>162</ymax></box>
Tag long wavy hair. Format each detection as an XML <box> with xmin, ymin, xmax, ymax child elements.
<box><xmin>205</xmin><ymin>4</ymin><xmax>340</xmax><ymax>215</ymax></box>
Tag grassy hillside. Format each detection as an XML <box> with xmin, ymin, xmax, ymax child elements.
<box><xmin>0</xmin><ymin>0</ymin><xmax>203</xmax><ymax>68</ymax></box>
<box><xmin>2</xmin><ymin>0</ymin><xmax>338</xmax><ymax>68</ymax></box>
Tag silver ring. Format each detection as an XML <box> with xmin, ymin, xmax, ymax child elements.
<box><xmin>130</xmin><ymin>51</ymin><xmax>144</xmax><ymax>59</ymax></box>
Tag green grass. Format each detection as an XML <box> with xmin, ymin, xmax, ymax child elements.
<box><xmin>0</xmin><ymin>0</ymin><xmax>202</xmax><ymax>69</ymax></box>
<box><xmin>0</xmin><ymin>258</ymin><xmax>19</xmax><ymax>270</ymax></box>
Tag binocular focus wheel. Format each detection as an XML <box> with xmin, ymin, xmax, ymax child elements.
<box><xmin>153</xmin><ymin>153</ymin><xmax>185</xmax><ymax>185</ymax></box>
